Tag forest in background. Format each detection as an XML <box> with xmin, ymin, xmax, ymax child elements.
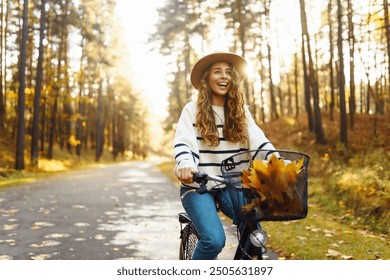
<box><xmin>152</xmin><ymin>0</ymin><xmax>389</xmax><ymax>145</ymax></box>
<box><xmin>0</xmin><ymin>0</ymin><xmax>389</xmax><ymax>171</ymax></box>
<box><xmin>0</xmin><ymin>0</ymin><xmax>150</xmax><ymax>172</ymax></box>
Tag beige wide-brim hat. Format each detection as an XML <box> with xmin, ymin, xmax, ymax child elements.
<box><xmin>190</xmin><ymin>52</ymin><xmax>247</xmax><ymax>90</ymax></box>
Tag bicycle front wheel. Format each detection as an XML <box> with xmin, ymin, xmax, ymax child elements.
<box><xmin>179</xmin><ymin>223</ymin><xmax>199</xmax><ymax>260</ymax></box>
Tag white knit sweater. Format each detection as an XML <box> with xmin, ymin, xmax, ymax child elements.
<box><xmin>173</xmin><ymin>101</ymin><xmax>277</xmax><ymax>188</ymax></box>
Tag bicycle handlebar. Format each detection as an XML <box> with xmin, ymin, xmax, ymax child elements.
<box><xmin>192</xmin><ymin>172</ymin><xmax>225</xmax><ymax>184</ymax></box>
<box><xmin>192</xmin><ymin>172</ymin><xmax>226</xmax><ymax>194</ymax></box>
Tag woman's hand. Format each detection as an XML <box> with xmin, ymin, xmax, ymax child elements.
<box><xmin>176</xmin><ymin>166</ymin><xmax>197</xmax><ymax>184</ymax></box>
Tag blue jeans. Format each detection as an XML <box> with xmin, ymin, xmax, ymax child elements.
<box><xmin>180</xmin><ymin>186</ymin><xmax>246</xmax><ymax>260</ymax></box>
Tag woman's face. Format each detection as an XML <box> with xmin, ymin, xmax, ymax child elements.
<box><xmin>208</xmin><ymin>62</ymin><xmax>232</xmax><ymax>106</ymax></box>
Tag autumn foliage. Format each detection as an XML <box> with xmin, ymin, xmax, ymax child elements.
<box><xmin>241</xmin><ymin>154</ymin><xmax>306</xmax><ymax>219</ymax></box>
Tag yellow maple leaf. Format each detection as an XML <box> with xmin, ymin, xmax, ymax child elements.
<box><xmin>241</xmin><ymin>154</ymin><xmax>304</xmax><ymax>214</ymax></box>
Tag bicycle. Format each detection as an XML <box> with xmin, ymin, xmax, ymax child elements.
<box><xmin>178</xmin><ymin>149</ymin><xmax>310</xmax><ymax>260</ymax></box>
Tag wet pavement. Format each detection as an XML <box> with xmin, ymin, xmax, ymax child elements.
<box><xmin>0</xmin><ymin>161</ymin><xmax>265</xmax><ymax>260</ymax></box>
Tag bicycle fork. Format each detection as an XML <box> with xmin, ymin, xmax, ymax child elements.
<box><xmin>234</xmin><ymin>222</ymin><xmax>268</xmax><ymax>260</ymax></box>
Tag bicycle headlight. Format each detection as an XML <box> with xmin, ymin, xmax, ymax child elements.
<box><xmin>249</xmin><ymin>229</ymin><xmax>268</xmax><ymax>248</ymax></box>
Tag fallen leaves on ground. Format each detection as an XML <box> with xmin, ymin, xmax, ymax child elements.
<box><xmin>326</xmin><ymin>249</ymin><xmax>354</xmax><ymax>260</ymax></box>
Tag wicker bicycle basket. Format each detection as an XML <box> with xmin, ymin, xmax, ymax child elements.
<box><xmin>221</xmin><ymin>150</ymin><xmax>310</xmax><ymax>221</ymax></box>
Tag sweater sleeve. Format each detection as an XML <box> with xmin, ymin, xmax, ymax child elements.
<box><xmin>245</xmin><ymin>106</ymin><xmax>278</xmax><ymax>160</ymax></box>
<box><xmin>173</xmin><ymin>103</ymin><xmax>199</xmax><ymax>176</ymax></box>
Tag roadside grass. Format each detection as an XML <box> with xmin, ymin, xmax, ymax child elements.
<box><xmin>262</xmin><ymin>176</ymin><xmax>389</xmax><ymax>260</ymax></box>
<box><xmin>158</xmin><ymin>161</ymin><xmax>179</xmax><ymax>186</ymax></box>
<box><xmin>0</xmin><ymin>148</ymin><xmax>130</xmax><ymax>190</ymax></box>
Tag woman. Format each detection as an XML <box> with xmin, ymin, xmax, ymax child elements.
<box><xmin>173</xmin><ymin>52</ymin><xmax>277</xmax><ymax>259</ymax></box>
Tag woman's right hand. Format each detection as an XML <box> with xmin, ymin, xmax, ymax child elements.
<box><xmin>176</xmin><ymin>166</ymin><xmax>197</xmax><ymax>184</ymax></box>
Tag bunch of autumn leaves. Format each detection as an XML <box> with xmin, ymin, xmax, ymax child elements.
<box><xmin>241</xmin><ymin>154</ymin><xmax>305</xmax><ymax>217</ymax></box>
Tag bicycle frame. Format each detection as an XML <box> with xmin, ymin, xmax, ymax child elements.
<box><xmin>178</xmin><ymin>172</ymin><xmax>268</xmax><ymax>260</ymax></box>
<box><xmin>178</xmin><ymin>211</ymin><xmax>267</xmax><ymax>260</ymax></box>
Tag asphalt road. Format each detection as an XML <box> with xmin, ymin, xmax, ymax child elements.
<box><xmin>0</xmin><ymin>161</ymin><xmax>267</xmax><ymax>260</ymax></box>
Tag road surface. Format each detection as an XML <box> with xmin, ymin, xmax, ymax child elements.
<box><xmin>1</xmin><ymin>161</ymin><xmax>273</xmax><ymax>260</ymax></box>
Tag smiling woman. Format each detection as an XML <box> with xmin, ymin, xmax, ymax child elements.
<box><xmin>208</xmin><ymin>62</ymin><xmax>232</xmax><ymax>106</ymax></box>
<box><xmin>172</xmin><ymin>52</ymin><xmax>278</xmax><ymax>259</ymax></box>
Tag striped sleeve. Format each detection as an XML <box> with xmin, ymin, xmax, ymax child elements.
<box><xmin>173</xmin><ymin>103</ymin><xmax>199</xmax><ymax>175</ymax></box>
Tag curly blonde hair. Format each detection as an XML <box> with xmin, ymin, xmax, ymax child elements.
<box><xmin>196</xmin><ymin>63</ymin><xmax>248</xmax><ymax>146</ymax></box>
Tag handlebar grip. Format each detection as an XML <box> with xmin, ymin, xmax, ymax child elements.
<box><xmin>192</xmin><ymin>172</ymin><xmax>226</xmax><ymax>194</ymax></box>
<box><xmin>192</xmin><ymin>172</ymin><xmax>209</xmax><ymax>194</ymax></box>
<box><xmin>192</xmin><ymin>172</ymin><xmax>208</xmax><ymax>184</ymax></box>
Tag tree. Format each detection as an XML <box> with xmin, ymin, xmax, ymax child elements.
<box><xmin>75</xmin><ymin>35</ymin><xmax>86</xmax><ymax>156</ymax></box>
<box><xmin>347</xmin><ymin>0</ymin><xmax>356</xmax><ymax>129</ymax></box>
<box><xmin>15</xmin><ymin>0</ymin><xmax>29</xmax><ymax>170</ymax></box>
<box><xmin>299</xmin><ymin>0</ymin><xmax>314</xmax><ymax>132</ymax></box>
<box><xmin>31</xmin><ymin>0</ymin><xmax>47</xmax><ymax>167</ymax></box>
<box><xmin>383</xmin><ymin>0</ymin><xmax>390</xmax><ymax>81</ymax></box>
<box><xmin>264</xmin><ymin>0</ymin><xmax>278</xmax><ymax>120</ymax></box>
<box><xmin>327</xmin><ymin>0</ymin><xmax>336</xmax><ymax>121</ymax></box>
<box><xmin>0</xmin><ymin>0</ymin><xmax>5</xmax><ymax>132</ymax></box>
<box><xmin>95</xmin><ymin>77</ymin><xmax>104</xmax><ymax>161</ymax></box>
<box><xmin>299</xmin><ymin>0</ymin><xmax>326</xmax><ymax>144</ymax></box>
<box><xmin>152</xmin><ymin>0</ymin><xmax>206</xmax><ymax>129</ymax></box>
<box><xmin>0</xmin><ymin>0</ymin><xmax>150</xmax><ymax>170</ymax></box>
<box><xmin>337</xmin><ymin>0</ymin><xmax>348</xmax><ymax>146</ymax></box>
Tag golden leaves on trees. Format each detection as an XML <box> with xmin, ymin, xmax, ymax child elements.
<box><xmin>241</xmin><ymin>154</ymin><xmax>304</xmax><ymax>216</ymax></box>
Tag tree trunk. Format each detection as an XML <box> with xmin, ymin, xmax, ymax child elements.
<box><xmin>3</xmin><ymin>0</ymin><xmax>9</xmax><ymax>131</ymax></box>
<box><xmin>384</xmin><ymin>0</ymin><xmax>390</xmax><ymax>81</ymax></box>
<box><xmin>47</xmin><ymin>92</ymin><xmax>58</xmax><ymax>159</ymax></box>
<box><xmin>294</xmin><ymin>47</ymin><xmax>299</xmax><ymax>118</ymax></box>
<box><xmin>267</xmin><ymin>43</ymin><xmax>278</xmax><ymax>120</ymax></box>
<box><xmin>265</xmin><ymin>0</ymin><xmax>278</xmax><ymax>120</ymax></box>
<box><xmin>236</xmin><ymin>0</ymin><xmax>252</xmax><ymax>112</ymax></box>
<box><xmin>286</xmin><ymin>72</ymin><xmax>292</xmax><ymax>116</ymax></box>
<box><xmin>95</xmin><ymin>77</ymin><xmax>104</xmax><ymax>161</ymax></box>
<box><xmin>111</xmin><ymin>101</ymin><xmax>118</xmax><ymax>160</ymax></box>
<box><xmin>76</xmin><ymin>37</ymin><xmax>85</xmax><ymax>156</ymax></box>
<box><xmin>184</xmin><ymin>2</ymin><xmax>192</xmax><ymax>102</ymax></box>
<box><xmin>258</xmin><ymin>53</ymin><xmax>266</xmax><ymax>123</ymax></box>
<box><xmin>300</xmin><ymin>0</ymin><xmax>326</xmax><ymax>144</ymax></box>
<box><xmin>299</xmin><ymin>0</ymin><xmax>313</xmax><ymax>132</ymax></box>
<box><xmin>31</xmin><ymin>0</ymin><xmax>47</xmax><ymax>167</ymax></box>
<box><xmin>327</xmin><ymin>0</ymin><xmax>336</xmax><ymax>121</ymax></box>
<box><xmin>15</xmin><ymin>0</ymin><xmax>28</xmax><ymax>170</ymax></box>
<box><xmin>347</xmin><ymin>0</ymin><xmax>356</xmax><ymax>129</ymax></box>
<box><xmin>40</xmin><ymin>11</ymin><xmax>52</xmax><ymax>153</ymax></box>
<box><xmin>0</xmin><ymin>0</ymin><xmax>4</xmax><ymax>132</ymax></box>
<box><xmin>62</xmin><ymin>6</ymin><xmax>72</xmax><ymax>155</ymax></box>
<box><xmin>337</xmin><ymin>0</ymin><xmax>348</xmax><ymax>146</ymax></box>
<box><xmin>117</xmin><ymin>107</ymin><xmax>125</xmax><ymax>156</ymax></box>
